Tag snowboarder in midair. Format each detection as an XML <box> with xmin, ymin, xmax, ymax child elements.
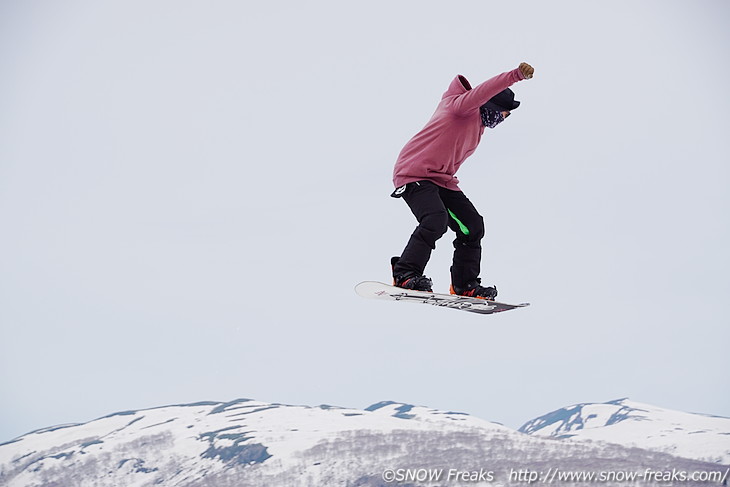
<box><xmin>391</xmin><ymin>62</ymin><xmax>535</xmax><ymax>299</ymax></box>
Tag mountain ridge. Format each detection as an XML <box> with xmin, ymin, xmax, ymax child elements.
<box><xmin>1</xmin><ymin>397</ymin><xmax>728</xmax><ymax>487</ymax></box>
<box><xmin>519</xmin><ymin>397</ymin><xmax>730</xmax><ymax>465</ymax></box>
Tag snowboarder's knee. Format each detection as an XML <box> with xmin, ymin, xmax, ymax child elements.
<box><xmin>470</xmin><ymin>215</ymin><xmax>485</xmax><ymax>241</ymax></box>
<box><xmin>421</xmin><ymin>209</ymin><xmax>449</xmax><ymax>237</ymax></box>
<box><xmin>452</xmin><ymin>214</ymin><xmax>484</xmax><ymax>242</ymax></box>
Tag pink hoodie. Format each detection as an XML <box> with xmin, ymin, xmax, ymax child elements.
<box><xmin>393</xmin><ymin>68</ymin><xmax>525</xmax><ymax>191</ymax></box>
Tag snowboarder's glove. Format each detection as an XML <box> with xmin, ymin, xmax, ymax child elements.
<box><xmin>519</xmin><ymin>62</ymin><xmax>534</xmax><ymax>79</ymax></box>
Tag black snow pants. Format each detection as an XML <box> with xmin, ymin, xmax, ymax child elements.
<box><xmin>392</xmin><ymin>180</ymin><xmax>485</xmax><ymax>288</ymax></box>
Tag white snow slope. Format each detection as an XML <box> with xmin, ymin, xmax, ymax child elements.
<box><xmin>520</xmin><ymin>398</ymin><xmax>730</xmax><ymax>465</ymax></box>
<box><xmin>1</xmin><ymin>398</ymin><xmax>728</xmax><ymax>487</ymax></box>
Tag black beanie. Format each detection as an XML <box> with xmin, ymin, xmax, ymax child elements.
<box><xmin>483</xmin><ymin>88</ymin><xmax>520</xmax><ymax>112</ymax></box>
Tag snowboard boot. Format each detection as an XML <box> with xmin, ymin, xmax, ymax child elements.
<box><xmin>391</xmin><ymin>256</ymin><xmax>433</xmax><ymax>292</ymax></box>
<box><xmin>450</xmin><ymin>279</ymin><xmax>498</xmax><ymax>300</ymax></box>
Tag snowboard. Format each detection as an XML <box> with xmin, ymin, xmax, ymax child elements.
<box><xmin>355</xmin><ymin>281</ymin><xmax>529</xmax><ymax>315</ymax></box>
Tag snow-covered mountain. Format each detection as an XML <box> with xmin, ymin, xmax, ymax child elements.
<box><xmin>1</xmin><ymin>398</ymin><xmax>727</xmax><ymax>487</ymax></box>
<box><xmin>519</xmin><ymin>398</ymin><xmax>730</xmax><ymax>465</ymax></box>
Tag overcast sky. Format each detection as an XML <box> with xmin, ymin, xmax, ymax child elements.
<box><xmin>1</xmin><ymin>0</ymin><xmax>728</xmax><ymax>442</ymax></box>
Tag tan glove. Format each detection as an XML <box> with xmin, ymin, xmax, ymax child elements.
<box><xmin>519</xmin><ymin>62</ymin><xmax>534</xmax><ymax>79</ymax></box>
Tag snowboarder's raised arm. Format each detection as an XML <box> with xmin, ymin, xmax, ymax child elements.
<box><xmin>450</xmin><ymin>62</ymin><xmax>534</xmax><ymax>115</ymax></box>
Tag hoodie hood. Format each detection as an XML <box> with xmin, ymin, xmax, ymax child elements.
<box><xmin>443</xmin><ymin>75</ymin><xmax>472</xmax><ymax>99</ymax></box>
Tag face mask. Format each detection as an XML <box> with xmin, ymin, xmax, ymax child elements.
<box><xmin>480</xmin><ymin>106</ymin><xmax>505</xmax><ymax>129</ymax></box>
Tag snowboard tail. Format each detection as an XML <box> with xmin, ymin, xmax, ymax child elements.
<box><xmin>355</xmin><ymin>281</ymin><xmax>529</xmax><ymax>315</ymax></box>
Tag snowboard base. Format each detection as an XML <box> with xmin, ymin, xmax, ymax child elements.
<box><xmin>355</xmin><ymin>281</ymin><xmax>529</xmax><ymax>315</ymax></box>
